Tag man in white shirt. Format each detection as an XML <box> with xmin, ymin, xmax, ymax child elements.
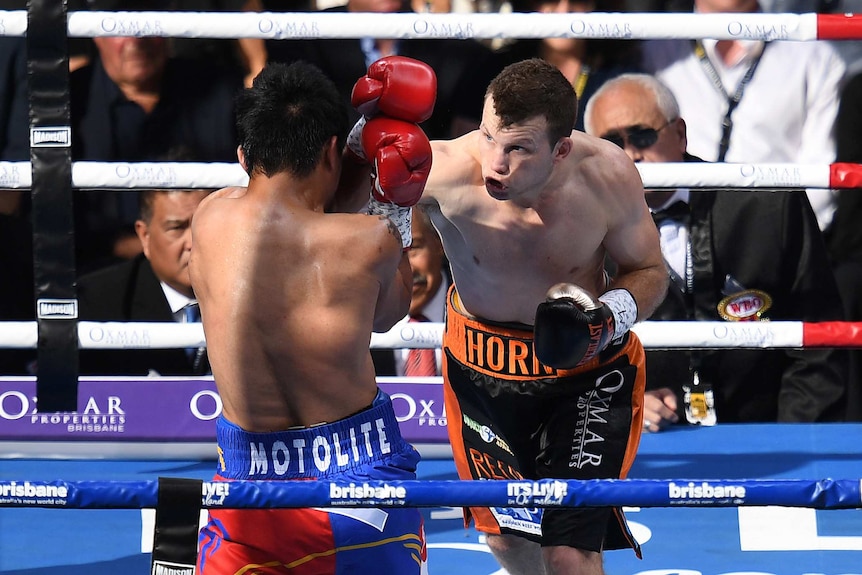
<box><xmin>641</xmin><ymin>0</ymin><xmax>846</xmax><ymax>232</ymax></box>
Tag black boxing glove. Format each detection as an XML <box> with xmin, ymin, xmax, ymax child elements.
<box><xmin>534</xmin><ymin>283</ymin><xmax>638</xmax><ymax>370</ymax></box>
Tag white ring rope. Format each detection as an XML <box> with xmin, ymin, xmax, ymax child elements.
<box><xmin>0</xmin><ymin>320</ymin><xmax>858</xmax><ymax>350</ymax></box>
<box><xmin>0</xmin><ymin>10</ymin><xmax>858</xmax><ymax>41</ymax></box>
<box><xmin>2</xmin><ymin>161</ymin><xmax>861</xmax><ymax>190</ymax></box>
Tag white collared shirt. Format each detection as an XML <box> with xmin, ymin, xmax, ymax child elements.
<box><xmin>652</xmin><ymin>189</ymin><xmax>690</xmax><ymax>283</ymax></box>
<box><xmin>161</xmin><ymin>282</ymin><xmax>197</xmax><ymax>323</ymax></box>
<box><xmin>642</xmin><ymin>35</ymin><xmax>846</xmax><ymax>231</ymax></box>
<box><xmin>394</xmin><ymin>278</ymin><xmax>448</xmax><ymax>377</ymax></box>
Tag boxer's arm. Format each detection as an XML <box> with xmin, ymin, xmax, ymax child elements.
<box><xmin>373</xmin><ymin>229</ymin><xmax>413</xmax><ymax>333</ymax></box>
<box><xmin>600</xmin><ymin>148</ymin><xmax>668</xmax><ymax>321</ymax></box>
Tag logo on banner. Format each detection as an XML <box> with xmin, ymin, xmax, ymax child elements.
<box><xmin>151</xmin><ymin>560</ymin><xmax>193</xmax><ymax>575</ymax></box>
<box><xmin>37</xmin><ymin>299</ymin><xmax>78</xmax><ymax>319</ymax></box>
<box><xmin>389</xmin><ymin>392</ymin><xmax>446</xmax><ymax>427</ymax></box>
<box><xmin>30</xmin><ymin>126</ymin><xmax>71</xmax><ymax>148</ymax></box>
<box><xmin>0</xmin><ymin>390</ymin><xmax>126</xmax><ymax>433</ymax></box>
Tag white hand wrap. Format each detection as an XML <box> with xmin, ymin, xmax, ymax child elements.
<box><xmin>598</xmin><ymin>288</ymin><xmax>638</xmax><ymax>340</ymax></box>
<box><xmin>346</xmin><ymin>116</ymin><xmax>368</xmax><ymax>161</ymax></box>
<box><xmin>367</xmin><ymin>195</ymin><xmax>412</xmax><ymax>249</ymax></box>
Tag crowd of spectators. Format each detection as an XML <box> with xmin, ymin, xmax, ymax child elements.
<box><xmin>1</xmin><ymin>0</ymin><xmax>862</xmax><ymax>421</ymax></box>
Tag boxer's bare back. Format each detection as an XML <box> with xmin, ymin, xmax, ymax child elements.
<box><xmin>190</xmin><ymin>183</ymin><xmax>408</xmax><ymax>432</ymax></box>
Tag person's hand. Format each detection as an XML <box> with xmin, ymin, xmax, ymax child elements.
<box><xmin>363</xmin><ymin>117</ymin><xmax>432</xmax><ymax>208</ymax></box>
<box><xmin>351</xmin><ymin>56</ymin><xmax>437</xmax><ymax>123</ymax></box>
<box><xmin>362</xmin><ymin>117</ymin><xmax>432</xmax><ymax>248</ymax></box>
<box><xmin>534</xmin><ymin>283</ymin><xmax>637</xmax><ymax>369</ymax></box>
<box><xmin>642</xmin><ymin>387</ymin><xmax>680</xmax><ymax>433</ymax></box>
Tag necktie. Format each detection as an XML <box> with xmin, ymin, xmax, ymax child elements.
<box><xmin>404</xmin><ymin>315</ymin><xmax>437</xmax><ymax>377</ymax></box>
<box><xmin>651</xmin><ymin>200</ymin><xmax>690</xmax><ymax>226</ymax></box>
<box><xmin>183</xmin><ymin>303</ymin><xmax>207</xmax><ymax>374</ymax></box>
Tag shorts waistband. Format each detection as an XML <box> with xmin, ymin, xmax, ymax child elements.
<box><xmin>216</xmin><ymin>390</ymin><xmax>405</xmax><ymax>480</ymax></box>
<box><xmin>445</xmin><ymin>286</ymin><xmax>629</xmax><ymax>381</ymax></box>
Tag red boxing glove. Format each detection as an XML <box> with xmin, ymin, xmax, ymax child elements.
<box><xmin>362</xmin><ymin>116</ymin><xmax>432</xmax><ymax>207</ymax></box>
<box><xmin>351</xmin><ymin>56</ymin><xmax>437</xmax><ymax>124</ymax></box>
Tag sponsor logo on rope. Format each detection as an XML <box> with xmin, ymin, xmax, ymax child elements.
<box><xmin>329</xmin><ymin>482</ymin><xmax>407</xmax><ymax>506</ymax></box>
<box><xmin>411</xmin><ymin>18</ymin><xmax>475</xmax><ymax>39</ymax></box>
<box><xmin>202</xmin><ymin>482</ymin><xmax>229</xmax><ymax>506</ymax></box>
<box><xmin>739</xmin><ymin>164</ymin><xmax>802</xmax><ymax>186</ymax></box>
<box><xmin>668</xmin><ymin>481</ymin><xmax>747</xmax><ymax>505</ymax></box>
<box><xmin>99</xmin><ymin>16</ymin><xmax>165</xmax><ymax>36</ymax></box>
<box><xmin>568</xmin><ymin>18</ymin><xmax>634</xmax><ymax>38</ymax></box>
<box><xmin>0</xmin><ymin>481</ymin><xmax>68</xmax><ymax>506</ymax></box>
<box><xmin>507</xmin><ymin>480</ymin><xmax>568</xmax><ymax>506</ymax></box>
<box><xmin>727</xmin><ymin>21</ymin><xmax>790</xmax><ymax>40</ymax></box>
<box><xmin>0</xmin><ymin>162</ymin><xmax>23</xmax><ymax>187</ymax></box>
<box><xmin>257</xmin><ymin>17</ymin><xmax>320</xmax><ymax>38</ymax></box>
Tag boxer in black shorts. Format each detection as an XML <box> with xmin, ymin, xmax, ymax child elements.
<box><xmin>442</xmin><ymin>287</ymin><xmax>644</xmax><ymax>557</ymax></box>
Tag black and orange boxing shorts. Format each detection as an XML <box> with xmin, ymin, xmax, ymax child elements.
<box><xmin>442</xmin><ymin>286</ymin><xmax>644</xmax><ymax>556</ymax></box>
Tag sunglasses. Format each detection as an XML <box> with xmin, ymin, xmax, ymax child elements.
<box><xmin>600</xmin><ymin>120</ymin><xmax>675</xmax><ymax>150</ymax></box>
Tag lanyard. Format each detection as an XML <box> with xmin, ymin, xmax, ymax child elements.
<box><xmin>693</xmin><ymin>40</ymin><xmax>767</xmax><ymax>162</ymax></box>
<box><xmin>573</xmin><ymin>65</ymin><xmax>591</xmax><ymax>100</ymax></box>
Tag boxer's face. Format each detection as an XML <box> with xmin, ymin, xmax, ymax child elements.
<box><xmin>407</xmin><ymin>216</ymin><xmax>445</xmax><ymax>318</ymax></box>
<box><xmin>93</xmin><ymin>36</ymin><xmax>168</xmax><ymax>89</ymax></box>
<box><xmin>136</xmin><ymin>191</ymin><xmax>209</xmax><ymax>299</ymax></box>
<box><xmin>479</xmin><ymin>97</ymin><xmax>570</xmax><ymax>205</ymax></box>
<box><xmin>587</xmin><ymin>82</ymin><xmax>686</xmax><ymax>165</ymax></box>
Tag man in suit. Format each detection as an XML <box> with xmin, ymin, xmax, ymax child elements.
<box><xmin>71</xmin><ymin>0</ymin><xmax>242</xmax><ymax>274</ymax></box>
<box><xmin>266</xmin><ymin>0</ymin><xmax>493</xmax><ymax>139</ymax></box>
<box><xmin>372</xmin><ymin>206</ymin><xmax>448</xmax><ymax>376</ymax></box>
<box><xmin>77</xmin><ymin>188</ymin><xmax>212</xmax><ymax>376</ymax></box>
<box><xmin>584</xmin><ymin>73</ymin><xmax>848</xmax><ymax>429</ymax></box>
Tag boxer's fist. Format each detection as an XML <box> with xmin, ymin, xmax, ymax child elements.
<box><xmin>351</xmin><ymin>56</ymin><xmax>437</xmax><ymax>123</ymax></box>
<box><xmin>534</xmin><ymin>283</ymin><xmax>615</xmax><ymax>370</ymax></box>
<box><xmin>363</xmin><ymin>116</ymin><xmax>432</xmax><ymax>207</ymax></box>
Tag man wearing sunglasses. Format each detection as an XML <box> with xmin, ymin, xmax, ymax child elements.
<box><xmin>584</xmin><ymin>73</ymin><xmax>848</xmax><ymax>432</ymax></box>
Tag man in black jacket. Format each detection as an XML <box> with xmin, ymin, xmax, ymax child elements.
<box><xmin>77</xmin><ymin>188</ymin><xmax>212</xmax><ymax>376</ymax></box>
<box><xmin>266</xmin><ymin>0</ymin><xmax>493</xmax><ymax>140</ymax></box>
<box><xmin>584</xmin><ymin>73</ymin><xmax>848</xmax><ymax>429</ymax></box>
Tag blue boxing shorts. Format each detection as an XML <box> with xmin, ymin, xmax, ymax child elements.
<box><xmin>197</xmin><ymin>389</ymin><xmax>427</xmax><ymax>575</ymax></box>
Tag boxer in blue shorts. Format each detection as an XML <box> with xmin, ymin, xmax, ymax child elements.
<box><xmin>197</xmin><ymin>390</ymin><xmax>426</xmax><ymax>575</ymax></box>
<box><xmin>189</xmin><ymin>59</ymin><xmax>437</xmax><ymax>574</ymax></box>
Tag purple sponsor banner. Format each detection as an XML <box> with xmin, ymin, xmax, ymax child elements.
<box><xmin>378</xmin><ymin>378</ymin><xmax>448</xmax><ymax>444</ymax></box>
<box><xmin>0</xmin><ymin>377</ymin><xmax>447</xmax><ymax>444</ymax></box>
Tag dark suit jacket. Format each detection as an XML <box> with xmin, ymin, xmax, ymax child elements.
<box><xmin>0</xmin><ymin>36</ymin><xmax>28</xmax><ymax>160</ymax></box>
<box><xmin>77</xmin><ymin>254</ymin><xmax>205</xmax><ymax>376</ymax></box>
<box><xmin>646</xmin><ymin>156</ymin><xmax>848</xmax><ymax>422</ymax></box>
<box><xmin>69</xmin><ymin>56</ymin><xmax>242</xmax><ymax>273</ymax></box>
<box><xmin>0</xmin><ymin>213</ymin><xmax>36</xmax><ymax>374</ymax></box>
<box><xmin>267</xmin><ymin>6</ymin><xmax>494</xmax><ymax>140</ymax></box>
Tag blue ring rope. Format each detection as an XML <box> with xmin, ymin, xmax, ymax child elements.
<box><xmin>0</xmin><ymin>478</ymin><xmax>859</xmax><ymax>509</ymax></box>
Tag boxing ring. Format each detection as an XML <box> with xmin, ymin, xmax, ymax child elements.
<box><xmin>3</xmin><ymin>4</ymin><xmax>862</xmax><ymax>574</ymax></box>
